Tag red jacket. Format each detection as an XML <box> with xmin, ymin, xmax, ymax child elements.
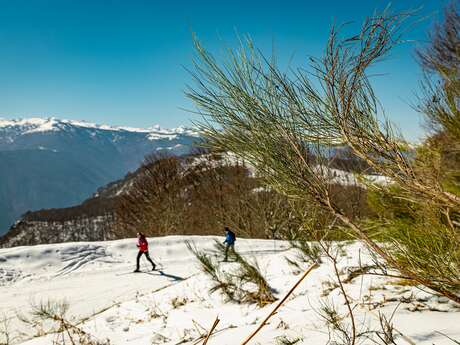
<box><xmin>137</xmin><ymin>237</ymin><xmax>148</xmax><ymax>252</ymax></box>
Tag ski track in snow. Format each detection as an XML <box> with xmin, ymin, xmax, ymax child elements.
<box><xmin>0</xmin><ymin>236</ymin><xmax>459</xmax><ymax>345</ymax></box>
<box><xmin>0</xmin><ymin>267</ymin><xmax>30</xmax><ymax>286</ymax></box>
<box><xmin>54</xmin><ymin>244</ymin><xmax>122</xmax><ymax>277</ymax></box>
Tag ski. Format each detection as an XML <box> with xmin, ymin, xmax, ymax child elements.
<box><xmin>116</xmin><ymin>268</ymin><xmax>164</xmax><ymax>276</ymax></box>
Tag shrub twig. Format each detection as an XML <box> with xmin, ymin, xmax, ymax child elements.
<box><xmin>240</xmin><ymin>263</ymin><xmax>318</xmax><ymax>345</ymax></box>
<box><xmin>202</xmin><ymin>317</ymin><xmax>220</xmax><ymax>345</ymax></box>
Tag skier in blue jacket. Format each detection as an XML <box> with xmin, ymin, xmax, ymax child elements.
<box><xmin>223</xmin><ymin>227</ymin><xmax>236</xmax><ymax>262</ymax></box>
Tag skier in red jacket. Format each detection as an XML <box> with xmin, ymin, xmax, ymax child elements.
<box><xmin>134</xmin><ymin>232</ymin><xmax>156</xmax><ymax>272</ymax></box>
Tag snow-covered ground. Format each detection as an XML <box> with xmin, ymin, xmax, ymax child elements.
<box><xmin>0</xmin><ymin>236</ymin><xmax>458</xmax><ymax>344</ymax></box>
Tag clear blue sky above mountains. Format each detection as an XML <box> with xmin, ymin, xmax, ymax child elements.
<box><xmin>0</xmin><ymin>0</ymin><xmax>450</xmax><ymax>141</ymax></box>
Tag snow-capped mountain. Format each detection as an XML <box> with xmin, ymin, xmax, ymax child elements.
<box><xmin>0</xmin><ymin>117</ymin><xmax>201</xmax><ymax>235</ymax></box>
<box><xmin>0</xmin><ymin>117</ymin><xmax>199</xmax><ymax>148</ymax></box>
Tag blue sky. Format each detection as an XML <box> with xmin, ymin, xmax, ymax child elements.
<box><xmin>0</xmin><ymin>0</ymin><xmax>450</xmax><ymax>141</ymax></box>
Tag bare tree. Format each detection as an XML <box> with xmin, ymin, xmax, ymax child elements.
<box><xmin>116</xmin><ymin>153</ymin><xmax>187</xmax><ymax>237</ymax></box>
<box><xmin>116</xmin><ymin>151</ymin><xmax>308</xmax><ymax>239</ymax></box>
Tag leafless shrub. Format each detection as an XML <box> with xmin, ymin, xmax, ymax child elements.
<box><xmin>170</xmin><ymin>297</ymin><xmax>189</xmax><ymax>309</ymax></box>
<box><xmin>18</xmin><ymin>299</ymin><xmax>109</xmax><ymax>345</ymax></box>
<box><xmin>373</xmin><ymin>312</ymin><xmax>398</xmax><ymax>345</ymax></box>
<box><xmin>0</xmin><ymin>314</ymin><xmax>17</xmax><ymax>345</ymax></box>
<box><xmin>147</xmin><ymin>300</ymin><xmax>168</xmax><ymax>321</ymax></box>
<box><xmin>275</xmin><ymin>335</ymin><xmax>303</xmax><ymax>345</ymax></box>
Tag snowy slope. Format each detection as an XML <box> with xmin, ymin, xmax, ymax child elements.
<box><xmin>0</xmin><ymin>236</ymin><xmax>458</xmax><ymax>344</ymax></box>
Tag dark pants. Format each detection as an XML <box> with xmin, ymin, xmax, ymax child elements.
<box><xmin>224</xmin><ymin>243</ymin><xmax>235</xmax><ymax>261</ymax></box>
<box><xmin>136</xmin><ymin>251</ymin><xmax>155</xmax><ymax>270</ymax></box>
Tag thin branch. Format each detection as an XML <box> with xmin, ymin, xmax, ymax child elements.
<box><xmin>202</xmin><ymin>317</ymin><xmax>220</xmax><ymax>345</ymax></box>
<box><xmin>240</xmin><ymin>263</ymin><xmax>318</xmax><ymax>345</ymax></box>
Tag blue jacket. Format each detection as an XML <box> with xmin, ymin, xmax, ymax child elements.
<box><xmin>224</xmin><ymin>231</ymin><xmax>236</xmax><ymax>245</ymax></box>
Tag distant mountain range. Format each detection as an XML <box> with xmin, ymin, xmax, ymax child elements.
<box><xmin>0</xmin><ymin>117</ymin><xmax>200</xmax><ymax>234</ymax></box>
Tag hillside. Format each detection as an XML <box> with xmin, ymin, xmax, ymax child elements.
<box><xmin>0</xmin><ymin>118</ymin><xmax>200</xmax><ymax>234</ymax></box>
<box><xmin>0</xmin><ymin>236</ymin><xmax>458</xmax><ymax>344</ymax></box>
<box><xmin>0</xmin><ymin>170</ymin><xmax>133</xmax><ymax>248</ymax></box>
<box><xmin>0</xmin><ymin>151</ymin><xmax>379</xmax><ymax>248</ymax></box>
